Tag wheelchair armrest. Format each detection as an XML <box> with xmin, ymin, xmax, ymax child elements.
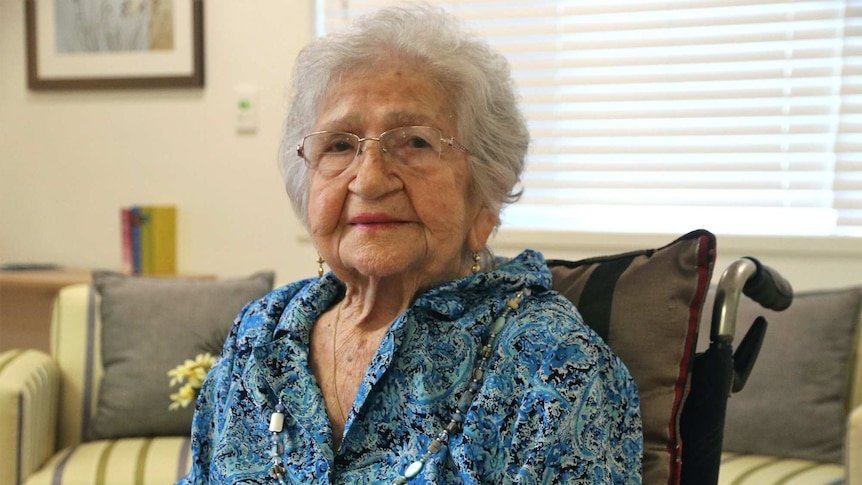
<box><xmin>850</xmin><ymin>404</ymin><xmax>862</xmax><ymax>485</ymax></box>
<box><xmin>0</xmin><ymin>349</ymin><xmax>60</xmax><ymax>484</ymax></box>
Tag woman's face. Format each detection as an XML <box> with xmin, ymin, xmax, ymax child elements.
<box><xmin>306</xmin><ymin>64</ymin><xmax>497</xmax><ymax>288</ymax></box>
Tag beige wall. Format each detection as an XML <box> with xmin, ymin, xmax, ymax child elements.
<box><xmin>0</xmin><ymin>1</ymin><xmax>317</xmax><ymax>284</ymax></box>
<box><xmin>1</xmin><ymin>1</ymin><xmax>859</xmax><ymax>292</ymax></box>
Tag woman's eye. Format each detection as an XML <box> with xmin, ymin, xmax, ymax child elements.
<box><xmin>406</xmin><ymin>136</ymin><xmax>433</xmax><ymax>149</ymax></box>
<box><xmin>328</xmin><ymin>139</ymin><xmax>356</xmax><ymax>153</ymax></box>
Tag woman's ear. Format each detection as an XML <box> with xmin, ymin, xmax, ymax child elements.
<box><xmin>467</xmin><ymin>206</ymin><xmax>499</xmax><ymax>253</ymax></box>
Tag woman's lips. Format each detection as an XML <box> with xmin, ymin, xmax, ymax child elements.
<box><xmin>349</xmin><ymin>213</ymin><xmax>407</xmax><ymax>228</ymax></box>
<box><xmin>350</xmin><ymin>213</ymin><xmax>401</xmax><ymax>225</ymax></box>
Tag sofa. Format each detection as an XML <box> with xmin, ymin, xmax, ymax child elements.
<box><xmin>0</xmin><ymin>234</ymin><xmax>859</xmax><ymax>485</ymax></box>
<box><xmin>700</xmin><ymin>284</ymin><xmax>862</xmax><ymax>485</ymax></box>
<box><xmin>0</xmin><ymin>271</ymin><xmax>275</xmax><ymax>485</ymax></box>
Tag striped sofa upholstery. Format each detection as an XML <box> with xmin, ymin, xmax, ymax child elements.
<box><xmin>21</xmin><ymin>437</ymin><xmax>191</xmax><ymax>485</ymax></box>
<box><xmin>0</xmin><ymin>284</ymin><xmax>192</xmax><ymax>485</ymax></box>
<box><xmin>718</xmin><ymin>453</ymin><xmax>846</xmax><ymax>485</ymax></box>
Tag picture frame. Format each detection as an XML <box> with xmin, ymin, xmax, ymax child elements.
<box><xmin>25</xmin><ymin>0</ymin><xmax>204</xmax><ymax>90</ymax></box>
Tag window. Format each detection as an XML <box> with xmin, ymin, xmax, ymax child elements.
<box><xmin>317</xmin><ymin>0</ymin><xmax>862</xmax><ymax>238</ymax></box>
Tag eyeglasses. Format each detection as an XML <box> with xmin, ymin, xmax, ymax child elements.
<box><xmin>297</xmin><ymin>125</ymin><xmax>469</xmax><ymax>171</ymax></box>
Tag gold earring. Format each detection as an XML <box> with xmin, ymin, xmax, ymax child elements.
<box><xmin>316</xmin><ymin>255</ymin><xmax>325</xmax><ymax>278</ymax></box>
<box><xmin>471</xmin><ymin>253</ymin><xmax>481</xmax><ymax>274</ymax></box>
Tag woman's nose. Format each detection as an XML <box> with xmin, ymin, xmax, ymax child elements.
<box><xmin>349</xmin><ymin>139</ymin><xmax>402</xmax><ymax>198</ymax></box>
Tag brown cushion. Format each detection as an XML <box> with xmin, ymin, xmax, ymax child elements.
<box><xmin>548</xmin><ymin>229</ymin><xmax>716</xmax><ymax>485</ymax></box>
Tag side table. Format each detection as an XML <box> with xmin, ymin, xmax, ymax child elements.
<box><xmin>0</xmin><ymin>268</ymin><xmax>92</xmax><ymax>353</ymax></box>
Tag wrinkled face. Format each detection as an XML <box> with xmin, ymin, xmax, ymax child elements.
<box><xmin>306</xmin><ymin>64</ymin><xmax>496</xmax><ymax>288</ymax></box>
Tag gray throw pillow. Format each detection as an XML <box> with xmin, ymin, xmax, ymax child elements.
<box><xmin>699</xmin><ymin>285</ymin><xmax>862</xmax><ymax>464</ymax></box>
<box><xmin>88</xmin><ymin>270</ymin><xmax>275</xmax><ymax>440</ymax></box>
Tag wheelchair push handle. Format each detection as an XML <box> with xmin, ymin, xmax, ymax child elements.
<box><xmin>740</xmin><ymin>257</ymin><xmax>793</xmax><ymax>312</ymax></box>
<box><xmin>710</xmin><ymin>257</ymin><xmax>793</xmax><ymax>344</ymax></box>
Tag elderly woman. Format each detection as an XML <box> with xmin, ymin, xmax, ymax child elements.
<box><xmin>180</xmin><ymin>4</ymin><xmax>641</xmax><ymax>484</ymax></box>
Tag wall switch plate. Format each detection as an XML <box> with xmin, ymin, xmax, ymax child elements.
<box><xmin>235</xmin><ymin>85</ymin><xmax>258</xmax><ymax>133</ymax></box>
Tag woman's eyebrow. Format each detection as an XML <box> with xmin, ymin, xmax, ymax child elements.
<box><xmin>316</xmin><ymin>111</ymin><xmax>439</xmax><ymax>133</ymax></box>
<box><xmin>315</xmin><ymin>116</ymin><xmax>358</xmax><ymax>132</ymax></box>
<box><xmin>383</xmin><ymin>111</ymin><xmax>437</xmax><ymax>127</ymax></box>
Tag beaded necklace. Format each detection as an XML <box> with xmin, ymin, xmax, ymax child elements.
<box><xmin>265</xmin><ymin>289</ymin><xmax>527</xmax><ymax>484</ymax></box>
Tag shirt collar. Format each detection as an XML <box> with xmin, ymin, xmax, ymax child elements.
<box><xmin>270</xmin><ymin>249</ymin><xmax>552</xmax><ymax>338</ymax></box>
<box><xmin>411</xmin><ymin>249</ymin><xmax>552</xmax><ymax>319</ymax></box>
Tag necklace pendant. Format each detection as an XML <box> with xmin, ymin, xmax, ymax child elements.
<box><xmin>269</xmin><ymin>410</ymin><xmax>285</xmax><ymax>432</ymax></box>
<box><xmin>404</xmin><ymin>460</ymin><xmax>424</xmax><ymax>478</ymax></box>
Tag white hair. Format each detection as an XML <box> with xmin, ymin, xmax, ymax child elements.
<box><xmin>278</xmin><ymin>3</ymin><xmax>529</xmax><ymax>265</ymax></box>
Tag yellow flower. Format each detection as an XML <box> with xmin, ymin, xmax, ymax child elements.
<box><xmin>168</xmin><ymin>384</ymin><xmax>197</xmax><ymax>411</ymax></box>
<box><xmin>167</xmin><ymin>352</ymin><xmax>216</xmax><ymax>410</ymax></box>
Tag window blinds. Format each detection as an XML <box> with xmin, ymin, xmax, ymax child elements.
<box><xmin>318</xmin><ymin>0</ymin><xmax>862</xmax><ymax>237</ymax></box>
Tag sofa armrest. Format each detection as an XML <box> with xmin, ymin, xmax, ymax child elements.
<box><xmin>849</xmin><ymin>404</ymin><xmax>862</xmax><ymax>485</ymax></box>
<box><xmin>0</xmin><ymin>349</ymin><xmax>60</xmax><ymax>485</ymax></box>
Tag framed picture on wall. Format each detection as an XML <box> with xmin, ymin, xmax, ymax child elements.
<box><xmin>25</xmin><ymin>0</ymin><xmax>204</xmax><ymax>90</ymax></box>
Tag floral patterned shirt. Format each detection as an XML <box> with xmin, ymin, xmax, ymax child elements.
<box><xmin>178</xmin><ymin>250</ymin><xmax>642</xmax><ymax>484</ymax></box>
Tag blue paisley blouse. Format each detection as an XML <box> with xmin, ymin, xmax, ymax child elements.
<box><xmin>178</xmin><ymin>250</ymin><xmax>642</xmax><ymax>484</ymax></box>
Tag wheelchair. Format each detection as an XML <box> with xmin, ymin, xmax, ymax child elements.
<box><xmin>548</xmin><ymin>229</ymin><xmax>792</xmax><ymax>485</ymax></box>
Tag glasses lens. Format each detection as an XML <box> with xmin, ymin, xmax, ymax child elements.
<box><xmin>302</xmin><ymin>132</ymin><xmax>359</xmax><ymax>170</ymax></box>
<box><xmin>380</xmin><ymin>126</ymin><xmax>443</xmax><ymax>166</ymax></box>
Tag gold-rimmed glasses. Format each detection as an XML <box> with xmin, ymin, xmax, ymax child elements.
<box><xmin>297</xmin><ymin>125</ymin><xmax>469</xmax><ymax>171</ymax></box>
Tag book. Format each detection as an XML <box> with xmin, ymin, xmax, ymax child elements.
<box><xmin>120</xmin><ymin>208</ymin><xmax>133</xmax><ymax>274</ymax></box>
<box><xmin>121</xmin><ymin>205</ymin><xmax>176</xmax><ymax>275</ymax></box>
<box><xmin>129</xmin><ymin>206</ymin><xmax>143</xmax><ymax>275</ymax></box>
<box><xmin>139</xmin><ymin>207</ymin><xmax>154</xmax><ymax>274</ymax></box>
<box><xmin>146</xmin><ymin>206</ymin><xmax>177</xmax><ymax>275</ymax></box>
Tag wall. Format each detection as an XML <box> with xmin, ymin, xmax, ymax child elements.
<box><xmin>1</xmin><ymin>1</ymin><xmax>860</xmax><ymax>292</ymax></box>
<box><xmin>0</xmin><ymin>1</ymin><xmax>317</xmax><ymax>285</ymax></box>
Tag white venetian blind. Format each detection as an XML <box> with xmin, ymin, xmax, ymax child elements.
<box><xmin>318</xmin><ymin>0</ymin><xmax>862</xmax><ymax>237</ymax></box>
